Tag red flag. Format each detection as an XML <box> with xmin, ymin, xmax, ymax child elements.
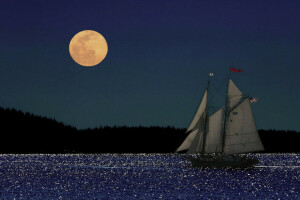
<box><xmin>230</xmin><ymin>67</ymin><xmax>243</xmax><ymax>72</ymax></box>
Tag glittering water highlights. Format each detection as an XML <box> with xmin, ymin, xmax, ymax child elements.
<box><xmin>0</xmin><ymin>154</ymin><xmax>299</xmax><ymax>199</ymax></box>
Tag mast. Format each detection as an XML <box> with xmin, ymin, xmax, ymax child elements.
<box><xmin>177</xmin><ymin>77</ymin><xmax>208</xmax><ymax>153</ymax></box>
<box><xmin>201</xmin><ymin>76</ymin><xmax>210</xmax><ymax>153</ymax></box>
<box><xmin>221</xmin><ymin>73</ymin><xmax>230</xmax><ymax>153</ymax></box>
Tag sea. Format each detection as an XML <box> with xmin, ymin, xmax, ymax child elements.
<box><xmin>0</xmin><ymin>154</ymin><xmax>299</xmax><ymax>200</ymax></box>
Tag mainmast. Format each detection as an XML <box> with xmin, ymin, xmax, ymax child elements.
<box><xmin>221</xmin><ymin>73</ymin><xmax>230</xmax><ymax>153</ymax></box>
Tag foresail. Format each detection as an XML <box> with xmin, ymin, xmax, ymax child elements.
<box><xmin>224</xmin><ymin>98</ymin><xmax>264</xmax><ymax>154</ymax></box>
<box><xmin>228</xmin><ymin>79</ymin><xmax>243</xmax><ymax>109</ymax></box>
<box><xmin>187</xmin><ymin>129</ymin><xmax>204</xmax><ymax>154</ymax></box>
<box><xmin>176</xmin><ymin>129</ymin><xmax>198</xmax><ymax>152</ymax></box>
<box><xmin>204</xmin><ymin>108</ymin><xmax>223</xmax><ymax>153</ymax></box>
<box><xmin>177</xmin><ymin>112</ymin><xmax>206</xmax><ymax>153</ymax></box>
<box><xmin>186</xmin><ymin>89</ymin><xmax>207</xmax><ymax>132</ymax></box>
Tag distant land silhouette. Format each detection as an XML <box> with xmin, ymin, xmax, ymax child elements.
<box><xmin>0</xmin><ymin>107</ymin><xmax>299</xmax><ymax>153</ymax></box>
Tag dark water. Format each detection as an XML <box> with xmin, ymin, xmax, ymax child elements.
<box><xmin>0</xmin><ymin>154</ymin><xmax>299</xmax><ymax>199</ymax></box>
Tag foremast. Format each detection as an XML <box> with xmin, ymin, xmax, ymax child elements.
<box><xmin>188</xmin><ymin>77</ymin><xmax>210</xmax><ymax>154</ymax></box>
<box><xmin>200</xmin><ymin>77</ymin><xmax>210</xmax><ymax>154</ymax></box>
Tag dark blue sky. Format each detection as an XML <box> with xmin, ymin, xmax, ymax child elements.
<box><xmin>0</xmin><ymin>0</ymin><xmax>299</xmax><ymax>130</ymax></box>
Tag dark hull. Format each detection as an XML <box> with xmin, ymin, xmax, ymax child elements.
<box><xmin>185</xmin><ymin>154</ymin><xmax>259</xmax><ymax>169</ymax></box>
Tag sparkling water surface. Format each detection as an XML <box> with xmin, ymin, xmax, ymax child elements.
<box><xmin>0</xmin><ymin>154</ymin><xmax>299</xmax><ymax>199</ymax></box>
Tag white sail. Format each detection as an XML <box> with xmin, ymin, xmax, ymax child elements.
<box><xmin>228</xmin><ymin>79</ymin><xmax>243</xmax><ymax>109</ymax></box>
<box><xmin>204</xmin><ymin>108</ymin><xmax>223</xmax><ymax>153</ymax></box>
<box><xmin>177</xmin><ymin>112</ymin><xmax>206</xmax><ymax>153</ymax></box>
<box><xmin>176</xmin><ymin>129</ymin><xmax>198</xmax><ymax>152</ymax></box>
<box><xmin>224</xmin><ymin>98</ymin><xmax>264</xmax><ymax>154</ymax></box>
<box><xmin>187</xmin><ymin>129</ymin><xmax>204</xmax><ymax>154</ymax></box>
<box><xmin>186</xmin><ymin>89</ymin><xmax>208</xmax><ymax>132</ymax></box>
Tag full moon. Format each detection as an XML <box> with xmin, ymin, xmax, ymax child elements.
<box><xmin>69</xmin><ymin>30</ymin><xmax>108</xmax><ymax>67</ymax></box>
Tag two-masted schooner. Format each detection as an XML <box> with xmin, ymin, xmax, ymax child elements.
<box><xmin>176</xmin><ymin>71</ymin><xmax>264</xmax><ymax>168</ymax></box>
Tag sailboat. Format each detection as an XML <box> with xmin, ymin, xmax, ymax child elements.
<box><xmin>176</xmin><ymin>73</ymin><xmax>264</xmax><ymax>168</ymax></box>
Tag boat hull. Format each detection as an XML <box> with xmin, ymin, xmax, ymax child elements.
<box><xmin>185</xmin><ymin>154</ymin><xmax>259</xmax><ymax>168</ymax></box>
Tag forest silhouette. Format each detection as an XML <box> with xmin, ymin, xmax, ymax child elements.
<box><xmin>0</xmin><ymin>107</ymin><xmax>299</xmax><ymax>153</ymax></box>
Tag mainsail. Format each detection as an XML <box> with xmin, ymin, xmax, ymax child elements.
<box><xmin>223</xmin><ymin>79</ymin><xmax>264</xmax><ymax>154</ymax></box>
<box><xmin>227</xmin><ymin>79</ymin><xmax>243</xmax><ymax>109</ymax></box>
<box><xmin>223</xmin><ymin>98</ymin><xmax>264</xmax><ymax>154</ymax></box>
<box><xmin>177</xmin><ymin>77</ymin><xmax>264</xmax><ymax>155</ymax></box>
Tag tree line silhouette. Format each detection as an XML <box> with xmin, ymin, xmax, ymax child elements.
<box><xmin>0</xmin><ymin>107</ymin><xmax>299</xmax><ymax>153</ymax></box>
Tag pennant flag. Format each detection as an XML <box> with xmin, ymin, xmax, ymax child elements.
<box><xmin>250</xmin><ymin>97</ymin><xmax>259</xmax><ymax>103</ymax></box>
<box><xmin>230</xmin><ymin>67</ymin><xmax>243</xmax><ymax>72</ymax></box>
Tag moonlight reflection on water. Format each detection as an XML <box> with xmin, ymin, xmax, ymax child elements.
<box><xmin>0</xmin><ymin>154</ymin><xmax>299</xmax><ymax>199</ymax></box>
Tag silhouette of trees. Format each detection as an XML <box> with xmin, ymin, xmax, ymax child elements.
<box><xmin>0</xmin><ymin>107</ymin><xmax>299</xmax><ymax>153</ymax></box>
<box><xmin>258</xmin><ymin>129</ymin><xmax>299</xmax><ymax>153</ymax></box>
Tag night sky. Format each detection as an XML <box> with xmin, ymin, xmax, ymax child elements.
<box><xmin>1</xmin><ymin>0</ymin><xmax>299</xmax><ymax>131</ymax></box>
